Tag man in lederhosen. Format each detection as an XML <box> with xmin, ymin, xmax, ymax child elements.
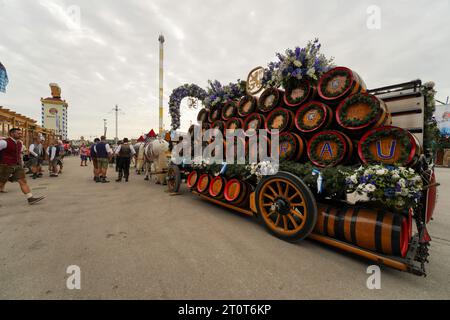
<box><xmin>0</xmin><ymin>128</ymin><xmax>45</xmax><ymax>204</ymax></box>
<box><xmin>115</xmin><ymin>138</ymin><xmax>135</xmax><ymax>182</ymax></box>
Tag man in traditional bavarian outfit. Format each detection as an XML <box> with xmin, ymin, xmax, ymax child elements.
<box><xmin>29</xmin><ymin>137</ymin><xmax>44</xmax><ymax>179</ymax></box>
<box><xmin>94</xmin><ymin>136</ymin><xmax>113</xmax><ymax>183</ymax></box>
<box><xmin>49</xmin><ymin>140</ymin><xmax>61</xmax><ymax>177</ymax></box>
<box><xmin>115</xmin><ymin>138</ymin><xmax>135</xmax><ymax>182</ymax></box>
<box><xmin>90</xmin><ymin>138</ymin><xmax>100</xmax><ymax>182</ymax></box>
<box><xmin>0</xmin><ymin>128</ymin><xmax>45</xmax><ymax>204</ymax></box>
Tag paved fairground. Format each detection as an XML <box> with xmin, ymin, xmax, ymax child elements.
<box><xmin>0</xmin><ymin>156</ymin><xmax>449</xmax><ymax>300</ymax></box>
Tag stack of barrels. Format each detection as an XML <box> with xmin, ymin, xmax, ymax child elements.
<box><xmin>193</xmin><ymin>66</ymin><xmax>421</xmax><ymax>169</ymax></box>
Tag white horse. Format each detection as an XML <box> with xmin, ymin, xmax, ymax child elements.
<box><xmin>134</xmin><ymin>142</ymin><xmax>146</xmax><ymax>174</ymax></box>
<box><xmin>143</xmin><ymin>138</ymin><xmax>170</xmax><ymax>184</ymax></box>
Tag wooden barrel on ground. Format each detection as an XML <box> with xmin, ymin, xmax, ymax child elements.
<box><xmin>336</xmin><ymin>93</ymin><xmax>391</xmax><ymax>133</ymax></box>
<box><xmin>265</xmin><ymin>107</ymin><xmax>295</xmax><ymax>134</ymax></box>
<box><xmin>258</xmin><ymin>87</ymin><xmax>284</xmax><ymax>113</ymax></box>
<box><xmin>187</xmin><ymin>170</ymin><xmax>200</xmax><ymax>189</ymax></box>
<box><xmin>284</xmin><ymin>79</ymin><xmax>316</xmax><ymax>108</ymax></box>
<box><xmin>318</xmin><ymin>67</ymin><xmax>367</xmax><ymax>102</ymax></box>
<box><xmin>244</xmin><ymin>113</ymin><xmax>266</xmax><ymax>136</ymax></box>
<box><xmin>358</xmin><ymin>126</ymin><xmax>421</xmax><ymax>167</ymax></box>
<box><xmin>197</xmin><ymin>174</ymin><xmax>212</xmax><ymax>194</ymax></box>
<box><xmin>238</xmin><ymin>95</ymin><xmax>257</xmax><ymax>117</ymax></box>
<box><xmin>197</xmin><ymin>108</ymin><xmax>210</xmax><ymax>124</ymax></box>
<box><xmin>224</xmin><ymin>179</ymin><xmax>251</xmax><ymax>207</ymax></box>
<box><xmin>314</xmin><ymin>205</ymin><xmax>412</xmax><ymax>257</ymax></box>
<box><xmin>222</xmin><ymin>101</ymin><xmax>238</xmax><ymax>121</ymax></box>
<box><xmin>307</xmin><ymin>130</ymin><xmax>353</xmax><ymax>167</ymax></box>
<box><xmin>295</xmin><ymin>101</ymin><xmax>333</xmax><ymax>134</ymax></box>
<box><xmin>208</xmin><ymin>104</ymin><xmax>223</xmax><ymax>123</ymax></box>
<box><xmin>209</xmin><ymin>176</ymin><xmax>227</xmax><ymax>199</ymax></box>
<box><xmin>277</xmin><ymin>132</ymin><xmax>306</xmax><ymax>162</ymax></box>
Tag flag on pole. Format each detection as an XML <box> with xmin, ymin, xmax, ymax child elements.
<box><xmin>0</xmin><ymin>62</ymin><xmax>9</xmax><ymax>93</ymax></box>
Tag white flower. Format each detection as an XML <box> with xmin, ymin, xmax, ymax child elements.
<box><xmin>392</xmin><ymin>173</ymin><xmax>400</xmax><ymax>180</ymax></box>
<box><xmin>293</xmin><ymin>60</ymin><xmax>302</xmax><ymax>67</ymax></box>
<box><xmin>399</xmin><ymin>178</ymin><xmax>406</xmax><ymax>188</ymax></box>
<box><xmin>376</xmin><ymin>168</ymin><xmax>388</xmax><ymax>176</ymax></box>
<box><xmin>364</xmin><ymin>184</ymin><xmax>376</xmax><ymax>193</ymax></box>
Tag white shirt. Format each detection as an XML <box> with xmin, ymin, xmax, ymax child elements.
<box><xmin>0</xmin><ymin>139</ymin><xmax>7</xmax><ymax>151</ymax></box>
<box><xmin>115</xmin><ymin>144</ymin><xmax>136</xmax><ymax>156</ymax></box>
<box><xmin>94</xmin><ymin>143</ymin><xmax>113</xmax><ymax>155</ymax></box>
<box><xmin>29</xmin><ymin>143</ymin><xmax>43</xmax><ymax>157</ymax></box>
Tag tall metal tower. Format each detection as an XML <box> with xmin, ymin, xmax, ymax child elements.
<box><xmin>158</xmin><ymin>34</ymin><xmax>165</xmax><ymax>135</ymax></box>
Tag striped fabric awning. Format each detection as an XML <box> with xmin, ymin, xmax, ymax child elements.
<box><xmin>0</xmin><ymin>62</ymin><xmax>9</xmax><ymax>93</ymax></box>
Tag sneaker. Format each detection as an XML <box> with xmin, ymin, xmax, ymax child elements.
<box><xmin>95</xmin><ymin>177</ymin><xmax>101</xmax><ymax>183</ymax></box>
<box><xmin>28</xmin><ymin>196</ymin><xmax>45</xmax><ymax>205</ymax></box>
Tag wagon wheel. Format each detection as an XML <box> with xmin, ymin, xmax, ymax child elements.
<box><xmin>167</xmin><ymin>165</ymin><xmax>181</xmax><ymax>193</ymax></box>
<box><xmin>255</xmin><ymin>171</ymin><xmax>318</xmax><ymax>242</ymax></box>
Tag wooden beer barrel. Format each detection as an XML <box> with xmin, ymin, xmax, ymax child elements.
<box><xmin>197</xmin><ymin>108</ymin><xmax>210</xmax><ymax>123</ymax></box>
<box><xmin>318</xmin><ymin>67</ymin><xmax>367</xmax><ymax>102</ymax></box>
<box><xmin>238</xmin><ymin>95</ymin><xmax>257</xmax><ymax>117</ymax></box>
<box><xmin>258</xmin><ymin>87</ymin><xmax>284</xmax><ymax>113</ymax></box>
<box><xmin>278</xmin><ymin>132</ymin><xmax>306</xmax><ymax>162</ymax></box>
<box><xmin>244</xmin><ymin>113</ymin><xmax>266</xmax><ymax>136</ymax></box>
<box><xmin>307</xmin><ymin>130</ymin><xmax>353</xmax><ymax>167</ymax></box>
<box><xmin>295</xmin><ymin>101</ymin><xmax>333</xmax><ymax>134</ymax></box>
<box><xmin>208</xmin><ymin>104</ymin><xmax>222</xmax><ymax>122</ymax></box>
<box><xmin>284</xmin><ymin>79</ymin><xmax>316</xmax><ymax>108</ymax></box>
<box><xmin>336</xmin><ymin>93</ymin><xmax>391</xmax><ymax>132</ymax></box>
<box><xmin>187</xmin><ymin>170</ymin><xmax>199</xmax><ymax>189</ymax></box>
<box><xmin>246</xmin><ymin>135</ymin><xmax>271</xmax><ymax>162</ymax></box>
<box><xmin>265</xmin><ymin>107</ymin><xmax>295</xmax><ymax>134</ymax></box>
<box><xmin>209</xmin><ymin>176</ymin><xmax>227</xmax><ymax>199</ymax></box>
<box><xmin>358</xmin><ymin>126</ymin><xmax>421</xmax><ymax>166</ymax></box>
<box><xmin>226</xmin><ymin>117</ymin><xmax>244</xmax><ymax>132</ymax></box>
<box><xmin>222</xmin><ymin>101</ymin><xmax>238</xmax><ymax>121</ymax></box>
<box><xmin>197</xmin><ymin>174</ymin><xmax>212</xmax><ymax>194</ymax></box>
<box><xmin>314</xmin><ymin>205</ymin><xmax>411</xmax><ymax>257</ymax></box>
<box><xmin>224</xmin><ymin>179</ymin><xmax>250</xmax><ymax>207</ymax></box>
<box><xmin>211</xmin><ymin>120</ymin><xmax>225</xmax><ymax>134</ymax></box>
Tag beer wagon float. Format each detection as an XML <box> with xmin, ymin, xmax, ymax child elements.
<box><xmin>166</xmin><ymin>41</ymin><xmax>439</xmax><ymax>276</ymax></box>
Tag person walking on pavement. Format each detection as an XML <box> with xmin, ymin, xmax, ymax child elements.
<box><xmin>114</xmin><ymin>141</ymin><xmax>123</xmax><ymax>174</ymax></box>
<box><xmin>94</xmin><ymin>136</ymin><xmax>113</xmax><ymax>183</ymax></box>
<box><xmin>49</xmin><ymin>140</ymin><xmax>62</xmax><ymax>177</ymax></box>
<box><xmin>90</xmin><ymin>138</ymin><xmax>100</xmax><ymax>182</ymax></box>
<box><xmin>29</xmin><ymin>137</ymin><xmax>44</xmax><ymax>179</ymax></box>
<box><xmin>0</xmin><ymin>128</ymin><xmax>45</xmax><ymax>204</ymax></box>
<box><xmin>115</xmin><ymin>138</ymin><xmax>135</xmax><ymax>182</ymax></box>
<box><xmin>80</xmin><ymin>144</ymin><xmax>88</xmax><ymax>166</ymax></box>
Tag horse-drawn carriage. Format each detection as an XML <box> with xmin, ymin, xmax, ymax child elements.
<box><xmin>164</xmin><ymin>42</ymin><xmax>439</xmax><ymax>276</ymax></box>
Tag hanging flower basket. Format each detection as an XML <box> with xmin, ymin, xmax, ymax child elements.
<box><xmin>318</xmin><ymin>67</ymin><xmax>367</xmax><ymax>102</ymax></box>
<box><xmin>238</xmin><ymin>95</ymin><xmax>257</xmax><ymax>117</ymax></box>
<box><xmin>336</xmin><ymin>93</ymin><xmax>391</xmax><ymax>132</ymax></box>
<box><xmin>265</xmin><ymin>107</ymin><xmax>294</xmax><ymax>134</ymax></box>
<box><xmin>295</xmin><ymin>101</ymin><xmax>333</xmax><ymax>134</ymax></box>
<box><xmin>258</xmin><ymin>87</ymin><xmax>283</xmax><ymax>113</ymax></box>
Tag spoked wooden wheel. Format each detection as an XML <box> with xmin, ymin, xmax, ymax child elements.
<box><xmin>255</xmin><ymin>172</ymin><xmax>317</xmax><ymax>242</ymax></box>
<box><xmin>167</xmin><ymin>165</ymin><xmax>181</xmax><ymax>193</ymax></box>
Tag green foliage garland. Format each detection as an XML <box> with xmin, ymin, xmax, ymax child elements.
<box><xmin>339</xmin><ymin>94</ymin><xmax>379</xmax><ymax>127</ymax></box>
<box><xmin>309</xmin><ymin>133</ymin><xmax>344</xmax><ymax>166</ymax></box>
<box><xmin>320</xmin><ymin>70</ymin><xmax>351</xmax><ymax>98</ymax></box>
<box><xmin>361</xmin><ymin>128</ymin><xmax>411</xmax><ymax>164</ymax></box>
<box><xmin>296</xmin><ymin>104</ymin><xmax>325</xmax><ymax>131</ymax></box>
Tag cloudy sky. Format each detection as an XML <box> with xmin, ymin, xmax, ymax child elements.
<box><xmin>0</xmin><ymin>0</ymin><xmax>449</xmax><ymax>139</ymax></box>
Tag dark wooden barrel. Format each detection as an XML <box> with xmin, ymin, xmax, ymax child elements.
<box><xmin>277</xmin><ymin>132</ymin><xmax>306</xmax><ymax>162</ymax></box>
<box><xmin>283</xmin><ymin>79</ymin><xmax>316</xmax><ymax>108</ymax></box>
<box><xmin>187</xmin><ymin>170</ymin><xmax>199</xmax><ymax>190</ymax></box>
<box><xmin>258</xmin><ymin>87</ymin><xmax>284</xmax><ymax>113</ymax></box>
<box><xmin>197</xmin><ymin>108</ymin><xmax>210</xmax><ymax>123</ymax></box>
<box><xmin>208</xmin><ymin>104</ymin><xmax>223</xmax><ymax>123</ymax></box>
<box><xmin>226</xmin><ymin>117</ymin><xmax>244</xmax><ymax>133</ymax></box>
<box><xmin>318</xmin><ymin>67</ymin><xmax>367</xmax><ymax>102</ymax></box>
<box><xmin>336</xmin><ymin>93</ymin><xmax>391</xmax><ymax>132</ymax></box>
<box><xmin>209</xmin><ymin>176</ymin><xmax>227</xmax><ymax>199</ymax></box>
<box><xmin>295</xmin><ymin>101</ymin><xmax>333</xmax><ymax>134</ymax></box>
<box><xmin>265</xmin><ymin>107</ymin><xmax>295</xmax><ymax>134</ymax></box>
<box><xmin>238</xmin><ymin>95</ymin><xmax>257</xmax><ymax>117</ymax></box>
<box><xmin>222</xmin><ymin>101</ymin><xmax>238</xmax><ymax>121</ymax></box>
<box><xmin>197</xmin><ymin>174</ymin><xmax>212</xmax><ymax>194</ymax></box>
<box><xmin>358</xmin><ymin>126</ymin><xmax>421</xmax><ymax>167</ymax></box>
<box><xmin>224</xmin><ymin>179</ymin><xmax>250</xmax><ymax>207</ymax></box>
<box><xmin>307</xmin><ymin>130</ymin><xmax>353</xmax><ymax>167</ymax></box>
<box><xmin>244</xmin><ymin>113</ymin><xmax>266</xmax><ymax>136</ymax></box>
<box><xmin>211</xmin><ymin>120</ymin><xmax>225</xmax><ymax>134</ymax></box>
<box><xmin>315</xmin><ymin>205</ymin><xmax>411</xmax><ymax>257</ymax></box>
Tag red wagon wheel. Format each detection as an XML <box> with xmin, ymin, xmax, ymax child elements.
<box><xmin>255</xmin><ymin>172</ymin><xmax>317</xmax><ymax>242</ymax></box>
